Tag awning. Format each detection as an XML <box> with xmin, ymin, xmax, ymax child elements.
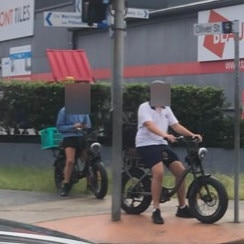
<box><xmin>46</xmin><ymin>49</ymin><xmax>95</xmax><ymax>82</ymax></box>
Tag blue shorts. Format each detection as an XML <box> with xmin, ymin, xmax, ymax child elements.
<box><xmin>136</xmin><ymin>144</ymin><xmax>179</xmax><ymax>168</ymax></box>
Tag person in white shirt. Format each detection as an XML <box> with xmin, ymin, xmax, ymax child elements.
<box><xmin>136</xmin><ymin>82</ymin><xmax>202</xmax><ymax>224</ymax></box>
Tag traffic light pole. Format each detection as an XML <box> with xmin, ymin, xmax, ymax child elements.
<box><xmin>111</xmin><ymin>0</ymin><xmax>125</xmax><ymax>221</ymax></box>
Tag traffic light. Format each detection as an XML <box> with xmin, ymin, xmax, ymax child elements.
<box><xmin>82</xmin><ymin>0</ymin><xmax>108</xmax><ymax>26</ymax></box>
<box><xmin>222</xmin><ymin>21</ymin><xmax>233</xmax><ymax>34</ymax></box>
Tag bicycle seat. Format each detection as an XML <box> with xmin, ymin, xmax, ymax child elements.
<box><xmin>124</xmin><ymin>147</ymin><xmax>140</xmax><ymax>158</ymax></box>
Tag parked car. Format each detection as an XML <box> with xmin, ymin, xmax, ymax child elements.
<box><xmin>0</xmin><ymin>219</ymin><xmax>94</xmax><ymax>244</ymax></box>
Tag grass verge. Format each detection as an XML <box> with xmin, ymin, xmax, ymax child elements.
<box><xmin>0</xmin><ymin>166</ymin><xmax>112</xmax><ymax>195</ymax></box>
<box><xmin>0</xmin><ymin>166</ymin><xmax>242</xmax><ymax>200</ymax></box>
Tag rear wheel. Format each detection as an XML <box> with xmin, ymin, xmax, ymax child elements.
<box><xmin>121</xmin><ymin>168</ymin><xmax>152</xmax><ymax>214</ymax></box>
<box><xmin>87</xmin><ymin>162</ymin><xmax>108</xmax><ymax>199</ymax></box>
<box><xmin>188</xmin><ymin>177</ymin><xmax>228</xmax><ymax>224</ymax></box>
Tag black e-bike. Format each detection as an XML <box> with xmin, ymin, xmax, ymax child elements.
<box><xmin>53</xmin><ymin>128</ymin><xmax>108</xmax><ymax>199</ymax></box>
<box><xmin>121</xmin><ymin>136</ymin><xmax>229</xmax><ymax>224</ymax></box>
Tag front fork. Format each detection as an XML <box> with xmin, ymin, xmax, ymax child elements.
<box><xmin>186</xmin><ymin>174</ymin><xmax>211</xmax><ymax>199</ymax></box>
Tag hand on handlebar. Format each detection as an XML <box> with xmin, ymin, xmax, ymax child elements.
<box><xmin>164</xmin><ymin>134</ymin><xmax>202</xmax><ymax>144</ymax></box>
<box><xmin>191</xmin><ymin>134</ymin><xmax>203</xmax><ymax>142</ymax></box>
<box><xmin>164</xmin><ymin>134</ymin><xmax>177</xmax><ymax>143</ymax></box>
<box><xmin>74</xmin><ymin>123</ymin><xmax>86</xmax><ymax>130</ymax></box>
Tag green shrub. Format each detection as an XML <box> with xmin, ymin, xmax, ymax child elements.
<box><xmin>0</xmin><ymin>80</ymin><xmax>240</xmax><ymax>148</ymax></box>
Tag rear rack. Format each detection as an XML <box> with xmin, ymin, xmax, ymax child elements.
<box><xmin>123</xmin><ymin>147</ymin><xmax>144</xmax><ymax>168</ymax></box>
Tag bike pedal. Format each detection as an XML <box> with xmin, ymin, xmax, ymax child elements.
<box><xmin>160</xmin><ymin>187</ymin><xmax>170</xmax><ymax>203</ymax></box>
<box><xmin>160</xmin><ymin>196</ymin><xmax>170</xmax><ymax>203</ymax></box>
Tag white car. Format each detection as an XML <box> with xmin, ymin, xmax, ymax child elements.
<box><xmin>0</xmin><ymin>219</ymin><xmax>94</xmax><ymax>244</ymax></box>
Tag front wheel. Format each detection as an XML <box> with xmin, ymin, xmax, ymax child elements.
<box><xmin>121</xmin><ymin>168</ymin><xmax>152</xmax><ymax>214</ymax></box>
<box><xmin>87</xmin><ymin>162</ymin><xmax>108</xmax><ymax>199</ymax></box>
<box><xmin>187</xmin><ymin>176</ymin><xmax>228</xmax><ymax>224</ymax></box>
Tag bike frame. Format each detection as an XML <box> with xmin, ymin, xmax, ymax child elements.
<box><xmin>53</xmin><ymin>129</ymin><xmax>103</xmax><ymax>183</ymax></box>
<box><xmin>122</xmin><ymin>137</ymin><xmax>208</xmax><ymax>201</ymax></box>
<box><xmin>121</xmin><ymin>137</ymin><xmax>229</xmax><ymax>223</ymax></box>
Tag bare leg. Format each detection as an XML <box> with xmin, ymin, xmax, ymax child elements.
<box><xmin>63</xmin><ymin>147</ymin><xmax>76</xmax><ymax>183</ymax></box>
<box><xmin>151</xmin><ymin>162</ymin><xmax>164</xmax><ymax>209</ymax></box>
<box><xmin>168</xmin><ymin>161</ymin><xmax>186</xmax><ymax>207</ymax></box>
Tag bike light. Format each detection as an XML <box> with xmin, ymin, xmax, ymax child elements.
<box><xmin>198</xmin><ymin>147</ymin><xmax>208</xmax><ymax>159</ymax></box>
<box><xmin>90</xmin><ymin>142</ymin><xmax>101</xmax><ymax>153</ymax></box>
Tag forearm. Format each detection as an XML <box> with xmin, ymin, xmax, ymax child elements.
<box><xmin>144</xmin><ymin>121</ymin><xmax>168</xmax><ymax>138</ymax></box>
<box><xmin>171</xmin><ymin>124</ymin><xmax>195</xmax><ymax>137</ymax></box>
<box><xmin>57</xmin><ymin>124</ymin><xmax>76</xmax><ymax>133</ymax></box>
<box><xmin>56</xmin><ymin>118</ymin><xmax>77</xmax><ymax>133</ymax></box>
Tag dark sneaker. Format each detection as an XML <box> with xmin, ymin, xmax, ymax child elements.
<box><xmin>176</xmin><ymin>206</ymin><xmax>194</xmax><ymax>218</ymax></box>
<box><xmin>60</xmin><ymin>183</ymin><xmax>70</xmax><ymax>197</ymax></box>
<box><xmin>152</xmin><ymin>209</ymin><xmax>164</xmax><ymax>224</ymax></box>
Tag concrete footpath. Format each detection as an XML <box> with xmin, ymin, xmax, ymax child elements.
<box><xmin>0</xmin><ymin>189</ymin><xmax>244</xmax><ymax>244</ymax></box>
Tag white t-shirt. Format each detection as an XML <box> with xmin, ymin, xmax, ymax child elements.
<box><xmin>135</xmin><ymin>101</ymin><xmax>178</xmax><ymax>147</ymax></box>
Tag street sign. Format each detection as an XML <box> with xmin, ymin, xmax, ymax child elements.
<box><xmin>44</xmin><ymin>7</ymin><xmax>149</xmax><ymax>29</ymax></box>
<box><xmin>193</xmin><ymin>21</ymin><xmax>233</xmax><ymax>36</ymax></box>
<box><xmin>44</xmin><ymin>11</ymin><xmax>97</xmax><ymax>28</ymax></box>
<box><xmin>194</xmin><ymin>22</ymin><xmax>223</xmax><ymax>35</ymax></box>
<box><xmin>125</xmin><ymin>8</ymin><xmax>149</xmax><ymax>19</ymax></box>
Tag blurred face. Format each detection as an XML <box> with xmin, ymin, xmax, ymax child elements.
<box><xmin>150</xmin><ymin>81</ymin><xmax>171</xmax><ymax>107</ymax></box>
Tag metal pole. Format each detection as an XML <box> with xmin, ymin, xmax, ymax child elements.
<box><xmin>111</xmin><ymin>0</ymin><xmax>125</xmax><ymax>221</ymax></box>
<box><xmin>233</xmin><ymin>20</ymin><xmax>240</xmax><ymax>223</ymax></box>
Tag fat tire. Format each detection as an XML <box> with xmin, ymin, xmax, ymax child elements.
<box><xmin>121</xmin><ymin>168</ymin><xmax>152</xmax><ymax>214</ymax></box>
<box><xmin>88</xmin><ymin>162</ymin><xmax>108</xmax><ymax>199</ymax></box>
<box><xmin>188</xmin><ymin>177</ymin><xmax>228</xmax><ymax>224</ymax></box>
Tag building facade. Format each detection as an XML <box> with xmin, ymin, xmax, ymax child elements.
<box><xmin>0</xmin><ymin>0</ymin><xmax>244</xmax><ymax>105</ymax></box>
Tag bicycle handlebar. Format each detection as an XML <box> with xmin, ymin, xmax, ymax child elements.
<box><xmin>164</xmin><ymin>136</ymin><xmax>201</xmax><ymax>144</ymax></box>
